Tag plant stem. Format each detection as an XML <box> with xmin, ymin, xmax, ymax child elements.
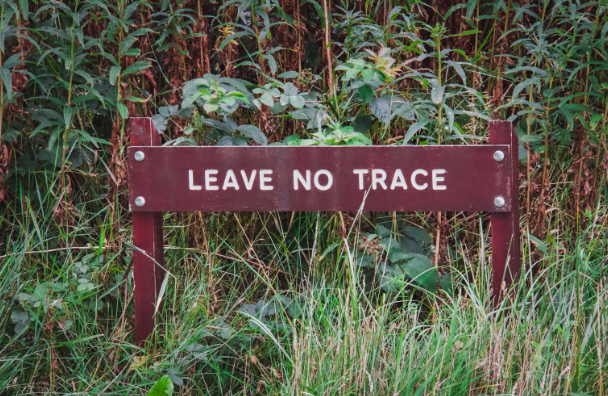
<box><xmin>62</xmin><ymin>1</ymin><xmax>79</xmax><ymax>165</ymax></box>
<box><xmin>297</xmin><ymin>0</ymin><xmax>301</xmax><ymax>74</ymax></box>
<box><xmin>0</xmin><ymin>50</ymin><xmax>4</xmax><ymax>149</ymax></box>
<box><xmin>0</xmin><ymin>3</ymin><xmax>5</xmax><ymax>149</ymax></box>
<box><xmin>526</xmin><ymin>84</ymin><xmax>533</xmax><ymax>221</ymax></box>
<box><xmin>323</xmin><ymin>0</ymin><xmax>333</xmax><ymax>95</ymax></box>
<box><xmin>536</xmin><ymin>77</ymin><xmax>553</xmax><ymax>234</ymax></box>
<box><xmin>434</xmin><ymin>29</ymin><xmax>443</xmax><ymax>269</ymax></box>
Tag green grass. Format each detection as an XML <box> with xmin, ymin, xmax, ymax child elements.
<box><xmin>0</xmin><ymin>198</ymin><xmax>606</xmax><ymax>395</ymax></box>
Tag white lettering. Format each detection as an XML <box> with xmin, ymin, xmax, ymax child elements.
<box><xmin>240</xmin><ymin>170</ymin><xmax>257</xmax><ymax>190</ymax></box>
<box><xmin>260</xmin><ymin>169</ymin><xmax>274</xmax><ymax>190</ymax></box>
<box><xmin>314</xmin><ymin>170</ymin><xmax>333</xmax><ymax>191</ymax></box>
<box><xmin>372</xmin><ymin>169</ymin><xmax>387</xmax><ymax>190</ymax></box>
<box><xmin>432</xmin><ymin>169</ymin><xmax>447</xmax><ymax>190</ymax></box>
<box><xmin>353</xmin><ymin>169</ymin><xmax>369</xmax><ymax>190</ymax></box>
<box><xmin>294</xmin><ymin>170</ymin><xmax>311</xmax><ymax>190</ymax></box>
<box><xmin>205</xmin><ymin>169</ymin><xmax>219</xmax><ymax>190</ymax></box>
<box><xmin>390</xmin><ymin>169</ymin><xmax>408</xmax><ymax>190</ymax></box>
<box><xmin>223</xmin><ymin>169</ymin><xmax>240</xmax><ymax>190</ymax></box>
<box><xmin>189</xmin><ymin>170</ymin><xmax>202</xmax><ymax>190</ymax></box>
<box><xmin>411</xmin><ymin>169</ymin><xmax>428</xmax><ymax>190</ymax></box>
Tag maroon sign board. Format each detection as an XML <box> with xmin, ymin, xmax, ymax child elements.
<box><xmin>129</xmin><ymin>118</ymin><xmax>521</xmax><ymax>345</ymax></box>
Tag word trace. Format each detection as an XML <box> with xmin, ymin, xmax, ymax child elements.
<box><xmin>187</xmin><ymin>167</ymin><xmax>448</xmax><ymax>192</ymax></box>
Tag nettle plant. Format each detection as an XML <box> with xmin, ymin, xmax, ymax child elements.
<box><xmin>330</xmin><ymin>7</ymin><xmax>489</xmax><ymax>144</ymax></box>
<box><xmin>355</xmin><ymin>219</ymin><xmax>452</xmax><ymax>294</ymax></box>
<box><xmin>10</xmin><ymin>253</ymin><xmax>105</xmax><ymax>336</ymax></box>
<box><xmin>153</xmin><ymin>71</ymin><xmax>373</xmax><ymax>147</ymax></box>
<box><xmin>238</xmin><ymin>293</ymin><xmax>303</xmax><ymax>333</ymax></box>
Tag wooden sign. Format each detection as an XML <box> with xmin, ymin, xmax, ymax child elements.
<box><xmin>129</xmin><ymin>118</ymin><xmax>521</xmax><ymax>345</ymax></box>
<box><xmin>128</xmin><ymin>145</ymin><xmax>513</xmax><ymax>213</ymax></box>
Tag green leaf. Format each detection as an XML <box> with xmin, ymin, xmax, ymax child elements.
<box><xmin>278</xmin><ymin>71</ymin><xmax>299</xmax><ymax>78</ymax></box>
<box><xmin>451</xmin><ymin>48</ymin><xmax>468</xmax><ymax>60</ymax></box>
<box><xmin>375</xmin><ymin>224</ymin><xmax>392</xmax><ymax>238</ymax></box>
<box><xmin>431</xmin><ymin>86</ymin><xmax>445</xmax><ymax>104</ymax></box>
<box><xmin>445</xmin><ymin>61</ymin><xmax>466</xmax><ymax>82</ymax></box>
<box><xmin>379</xmin><ymin>236</ymin><xmax>400</xmax><ymax>251</ymax></box>
<box><xmin>152</xmin><ymin>114</ymin><xmax>168</xmax><ymax>133</ymax></box>
<box><xmin>237</xmin><ymin>125</ymin><xmax>267</xmax><ymax>145</ymax></box>
<box><xmin>346</xmin><ymin>132</ymin><xmax>372</xmax><ymax>146</ymax></box>
<box><xmin>401</xmin><ymin>256</ymin><xmax>437</xmax><ymax>292</ymax></box>
<box><xmin>356</xmin><ymin>254</ymin><xmax>375</xmax><ymax>268</ymax></box>
<box><xmin>449</xmin><ymin>30</ymin><xmax>481</xmax><ymax>37</ymax></box>
<box><xmin>358</xmin><ymin>84</ymin><xmax>374</xmax><ymax>103</ymax></box>
<box><xmin>19</xmin><ymin>0</ymin><xmax>29</xmax><ymax>20</ymax></box>
<box><xmin>512</xmin><ymin>77</ymin><xmax>538</xmax><ymax>99</ymax></box>
<box><xmin>283</xmin><ymin>82</ymin><xmax>299</xmax><ymax>96</ymax></box>
<box><xmin>259</xmin><ymin>92</ymin><xmax>275</xmax><ymax>107</ymax></box>
<box><xmin>123</xmin><ymin>96</ymin><xmax>148</xmax><ymax>103</ymax></box>
<box><xmin>11</xmin><ymin>310</ymin><xmax>29</xmax><ymax>323</ymax></box>
<box><xmin>264</xmin><ymin>54</ymin><xmax>277</xmax><ymax>74</ymax></box>
<box><xmin>321</xmin><ymin>240</ymin><xmax>341</xmax><ymax>259</ymax></box>
<box><xmin>77</xmin><ymin>130</ymin><xmax>110</xmax><ymax>147</ymax></box>
<box><xmin>361</xmin><ymin>68</ymin><xmax>375</xmax><ymax>81</ymax></box>
<box><xmin>344</xmin><ymin>66</ymin><xmax>362</xmax><ymax>80</ymax></box>
<box><xmin>216</xmin><ymin>136</ymin><xmax>233</xmax><ymax>146</ymax></box>
<box><xmin>109</xmin><ymin>66</ymin><xmax>121</xmax><ymax>85</ymax></box>
<box><xmin>403</xmin><ymin>226</ymin><xmax>432</xmax><ymax>244</ymax></box>
<box><xmin>167</xmin><ymin>369</ymin><xmax>183</xmax><ymax>387</ymax></box>
<box><xmin>369</xmin><ymin>96</ymin><xmax>393</xmax><ymax>124</ymax></box>
<box><xmin>290</xmin><ymin>95</ymin><xmax>305</xmax><ymax>109</ymax></box>
<box><xmin>147</xmin><ymin>375</ymin><xmax>174</xmax><ymax>396</ymax></box>
<box><xmin>203</xmin><ymin>102</ymin><xmax>219</xmax><ymax>113</ymax></box>
<box><xmin>123</xmin><ymin>61</ymin><xmax>151</xmax><ymax>76</ymax></box>
<box><xmin>377</xmin><ymin>263</ymin><xmax>405</xmax><ymax>293</ymax></box>
<box><xmin>527</xmin><ymin>233</ymin><xmax>548</xmax><ymax>255</ymax></box>
<box><xmin>63</xmin><ymin>107</ymin><xmax>78</xmax><ymax>128</ymax></box>
<box><xmin>3</xmin><ymin>53</ymin><xmax>24</xmax><ymax>70</ymax></box>
<box><xmin>122</xmin><ymin>49</ymin><xmax>141</xmax><ymax>56</ymax></box>
<box><xmin>403</xmin><ymin>120</ymin><xmax>430</xmax><ymax>145</ymax></box>
<box><xmin>203</xmin><ymin>119</ymin><xmax>233</xmax><ymax>132</ymax></box>
<box><xmin>439</xmin><ymin>273</ymin><xmax>453</xmax><ymax>295</ymax></box>
<box><xmin>0</xmin><ymin>68</ymin><xmax>11</xmax><ymax>94</ymax></box>
<box><xmin>117</xmin><ymin>102</ymin><xmax>129</xmax><ymax>119</ymax></box>
<box><xmin>75</xmin><ymin>70</ymin><xmax>95</xmax><ymax>85</ymax></box>
<box><xmin>218</xmin><ymin>31</ymin><xmax>250</xmax><ymax>50</ymax></box>
<box><xmin>443</xmin><ymin>3</ymin><xmax>466</xmax><ymax>19</ymax></box>
<box><xmin>353</xmin><ymin>115</ymin><xmax>373</xmax><ymax>134</ymax></box>
<box><xmin>560</xmin><ymin>103</ymin><xmax>593</xmax><ymax>113</ymax></box>
<box><xmin>283</xmin><ymin>135</ymin><xmax>301</xmax><ymax>145</ymax></box>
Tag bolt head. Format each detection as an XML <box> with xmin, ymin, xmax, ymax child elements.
<box><xmin>135</xmin><ymin>196</ymin><xmax>146</xmax><ymax>207</ymax></box>
<box><xmin>134</xmin><ymin>151</ymin><xmax>145</xmax><ymax>161</ymax></box>
<box><xmin>494</xmin><ymin>196</ymin><xmax>506</xmax><ymax>208</ymax></box>
<box><xmin>493</xmin><ymin>150</ymin><xmax>505</xmax><ymax>162</ymax></box>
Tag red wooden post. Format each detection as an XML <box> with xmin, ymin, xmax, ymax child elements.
<box><xmin>130</xmin><ymin>118</ymin><xmax>165</xmax><ymax>345</ymax></box>
<box><xmin>489</xmin><ymin>121</ymin><xmax>521</xmax><ymax>303</ymax></box>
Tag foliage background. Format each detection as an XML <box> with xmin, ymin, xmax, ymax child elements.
<box><xmin>0</xmin><ymin>0</ymin><xmax>607</xmax><ymax>394</ymax></box>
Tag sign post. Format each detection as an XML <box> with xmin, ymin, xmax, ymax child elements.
<box><xmin>489</xmin><ymin>121</ymin><xmax>522</xmax><ymax>303</ymax></box>
<box><xmin>129</xmin><ymin>118</ymin><xmax>521</xmax><ymax>345</ymax></box>
<box><xmin>130</xmin><ymin>118</ymin><xmax>166</xmax><ymax>345</ymax></box>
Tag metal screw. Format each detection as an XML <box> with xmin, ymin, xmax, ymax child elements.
<box><xmin>493</xmin><ymin>150</ymin><xmax>505</xmax><ymax>162</ymax></box>
<box><xmin>134</xmin><ymin>151</ymin><xmax>145</xmax><ymax>161</ymax></box>
<box><xmin>494</xmin><ymin>196</ymin><xmax>505</xmax><ymax>208</ymax></box>
<box><xmin>135</xmin><ymin>196</ymin><xmax>146</xmax><ymax>207</ymax></box>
